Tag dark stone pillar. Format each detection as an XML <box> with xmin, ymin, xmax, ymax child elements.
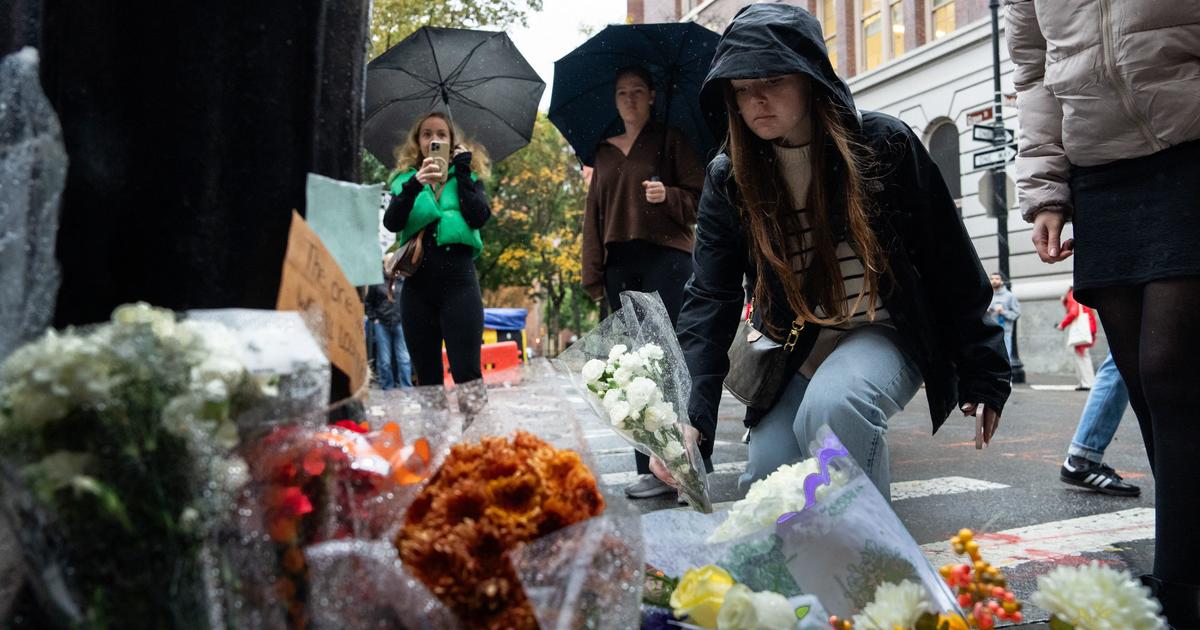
<box><xmin>25</xmin><ymin>2</ymin><xmax>369</xmax><ymax>327</ymax></box>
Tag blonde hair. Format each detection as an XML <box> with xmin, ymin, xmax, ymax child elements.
<box><xmin>391</xmin><ymin>112</ymin><xmax>492</xmax><ymax>181</ymax></box>
<box><xmin>722</xmin><ymin>83</ymin><xmax>887</xmax><ymax>335</ymax></box>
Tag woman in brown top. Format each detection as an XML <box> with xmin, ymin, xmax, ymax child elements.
<box><xmin>581</xmin><ymin>65</ymin><xmax>705</xmax><ymax>499</ymax></box>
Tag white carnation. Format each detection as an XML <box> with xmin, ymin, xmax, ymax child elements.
<box><xmin>601</xmin><ymin>388</ymin><xmax>623</xmax><ymax>411</ymax></box>
<box><xmin>618</xmin><ymin>351</ymin><xmax>645</xmax><ymax>373</ymax></box>
<box><xmin>643</xmin><ymin>401</ymin><xmax>677</xmax><ymax>433</ymax></box>
<box><xmin>1032</xmin><ymin>562</ymin><xmax>1166</xmax><ymax>630</ymax></box>
<box><xmin>608</xmin><ymin>401</ymin><xmax>632</xmax><ymax>427</ymax></box>
<box><xmin>624</xmin><ymin>377</ymin><xmax>658</xmax><ymax>413</ymax></box>
<box><xmin>852</xmin><ymin>581</ymin><xmax>932</xmax><ymax>630</ymax></box>
<box><xmin>613</xmin><ymin>366</ymin><xmax>634</xmax><ymax>386</ymax></box>
<box><xmin>662</xmin><ymin>440</ymin><xmax>685</xmax><ymax>462</ymax></box>
<box><xmin>608</xmin><ymin>344</ymin><xmax>628</xmax><ymax>361</ymax></box>
<box><xmin>639</xmin><ymin>343</ymin><xmax>665</xmax><ymax>362</ymax></box>
<box><xmin>582</xmin><ymin>359</ymin><xmax>607</xmax><ymax>383</ymax></box>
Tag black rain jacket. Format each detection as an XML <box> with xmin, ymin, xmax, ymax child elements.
<box><xmin>678</xmin><ymin>4</ymin><xmax>1012</xmax><ymax>460</ymax></box>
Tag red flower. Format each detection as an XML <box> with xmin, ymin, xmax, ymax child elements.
<box><xmin>277</xmin><ymin>486</ymin><xmax>314</xmax><ymax>518</ymax></box>
<box><xmin>333</xmin><ymin>420</ymin><xmax>369</xmax><ymax>434</ymax></box>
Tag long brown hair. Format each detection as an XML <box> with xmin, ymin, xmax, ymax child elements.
<box><xmin>722</xmin><ymin>82</ymin><xmax>887</xmax><ymax>335</ymax></box>
<box><xmin>391</xmin><ymin>112</ymin><xmax>492</xmax><ymax>181</ymax></box>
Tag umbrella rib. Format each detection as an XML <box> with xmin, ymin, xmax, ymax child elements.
<box><xmin>442</xmin><ymin>32</ymin><xmax>505</xmax><ymax>85</ymax></box>
<box><xmin>364</xmin><ymin>89</ymin><xmax>443</xmax><ymax>119</ymax></box>
<box><xmin>440</xmin><ymin>86</ymin><xmax>531</xmax><ymax>141</ymax></box>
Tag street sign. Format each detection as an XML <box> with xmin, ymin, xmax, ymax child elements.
<box><xmin>972</xmin><ymin>124</ymin><xmax>1014</xmax><ymax>143</ymax></box>
<box><xmin>966</xmin><ymin>106</ymin><xmax>994</xmax><ymax>125</ymax></box>
<box><xmin>973</xmin><ymin>143</ymin><xmax>1017</xmax><ymax>169</ymax></box>
<box><xmin>978</xmin><ymin>172</ymin><xmax>1016</xmax><ymax>217</ymax></box>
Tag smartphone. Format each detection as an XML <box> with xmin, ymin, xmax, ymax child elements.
<box><xmin>428</xmin><ymin>140</ymin><xmax>450</xmax><ymax>182</ymax></box>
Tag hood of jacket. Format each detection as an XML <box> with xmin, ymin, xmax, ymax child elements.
<box><xmin>699</xmin><ymin>3</ymin><xmax>859</xmax><ymax>141</ymax></box>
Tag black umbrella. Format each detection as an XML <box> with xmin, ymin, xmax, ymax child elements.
<box><xmin>364</xmin><ymin>27</ymin><xmax>545</xmax><ymax>165</ymax></box>
<box><xmin>548</xmin><ymin>23</ymin><xmax>720</xmax><ymax>167</ymax></box>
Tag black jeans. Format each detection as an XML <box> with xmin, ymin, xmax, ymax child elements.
<box><xmin>401</xmin><ymin>238</ymin><xmax>483</xmax><ymax>387</ymax></box>
<box><xmin>604</xmin><ymin>240</ymin><xmax>693</xmax><ymax>475</ymax></box>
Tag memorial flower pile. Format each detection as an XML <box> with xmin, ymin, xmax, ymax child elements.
<box><xmin>582</xmin><ymin>342</ymin><xmax>711</xmax><ymax>511</ymax></box>
<box><xmin>396</xmin><ymin>430</ymin><xmax>606</xmax><ymax>629</ymax></box>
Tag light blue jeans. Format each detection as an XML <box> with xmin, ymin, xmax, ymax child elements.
<box><xmin>741</xmin><ymin>326</ymin><xmax>923</xmax><ymax>500</ymax></box>
<box><xmin>1067</xmin><ymin>352</ymin><xmax>1128</xmax><ymax>463</ymax></box>
<box><xmin>372</xmin><ymin>321</ymin><xmax>413</xmax><ymax>389</ymax></box>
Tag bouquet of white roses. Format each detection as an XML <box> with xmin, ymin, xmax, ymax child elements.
<box><xmin>560</xmin><ymin>291</ymin><xmax>712</xmax><ymax>513</ymax></box>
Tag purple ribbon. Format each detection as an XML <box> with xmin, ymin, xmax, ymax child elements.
<box><xmin>777</xmin><ymin>432</ymin><xmax>849</xmax><ymax>525</ymax></box>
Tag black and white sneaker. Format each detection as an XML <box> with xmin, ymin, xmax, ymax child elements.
<box><xmin>1060</xmin><ymin>458</ymin><xmax>1141</xmax><ymax>497</ymax></box>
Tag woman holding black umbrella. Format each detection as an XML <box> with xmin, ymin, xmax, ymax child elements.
<box><xmin>383</xmin><ymin>112</ymin><xmax>491</xmax><ymax>399</ymax></box>
<box><xmin>581</xmin><ymin>65</ymin><xmax>706</xmax><ymax>500</ymax></box>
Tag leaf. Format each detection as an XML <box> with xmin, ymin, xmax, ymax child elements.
<box><xmin>70</xmin><ymin>475</ymin><xmax>135</xmax><ymax>533</ymax></box>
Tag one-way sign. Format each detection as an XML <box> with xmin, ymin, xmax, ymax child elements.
<box><xmin>972</xmin><ymin>123</ymin><xmax>1014</xmax><ymax>143</ymax></box>
<box><xmin>973</xmin><ymin>143</ymin><xmax>1017</xmax><ymax>169</ymax></box>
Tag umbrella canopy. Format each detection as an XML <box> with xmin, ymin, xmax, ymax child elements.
<box><xmin>548</xmin><ymin>22</ymin><xmax>720</xmax><ymax>167</ymax></box>
<box><xmin>364</xmin><ymin>27</ymin><xmax>545</xmax><ymax>166</ymax></box>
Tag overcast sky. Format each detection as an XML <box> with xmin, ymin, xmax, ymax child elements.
<box><xmin>508</xmin><ymin>0</ymin><xmax>629</xmax><ymax>111</ymax></box>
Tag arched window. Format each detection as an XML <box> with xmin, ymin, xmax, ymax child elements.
<box><xmin>927</xmin><ymin>121</ymin><xmax>962</xmax><ymax>200</ymax></box>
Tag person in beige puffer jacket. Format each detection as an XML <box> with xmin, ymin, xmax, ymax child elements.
<box><xmin>1006</xmin><ymin>2</ymin><xmax>1200</xmax><ymax>626</ymax></box>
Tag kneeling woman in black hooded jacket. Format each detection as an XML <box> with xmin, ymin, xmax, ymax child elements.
<box><xmin>664</xmin><ymin>4</ymin><xmax>1011</xmax><ymax>499</ymax></box>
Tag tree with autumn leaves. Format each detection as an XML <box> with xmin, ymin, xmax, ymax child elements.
<box><xmin>369</xmin><ymin>0</ymin><xmax>543</xmax><ymax>57</ymax></box>
<box><xmin>477</xmin><ymin>115</ymin><xmax>597</xmax><ymax>356</ymax></box>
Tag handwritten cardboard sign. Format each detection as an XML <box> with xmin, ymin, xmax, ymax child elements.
<box><xmin>277</xmin><ymin>210</ymin><xmax>367</xmax><ymax>393</ymax></box>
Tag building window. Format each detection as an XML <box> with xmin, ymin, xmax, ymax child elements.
<box><xmin>821</xmin><ymin>0</ymin><xmax>838</xmax><ymax>71</ymax></box>
<box><xmin>861</xmin><ymin>0</ymin><xmax>883</xmax><ymax>71</ymax></box>
<box><xmin>931</xmin><ymin>0</ymin><xmax>956</xmax><ymax>40</ymax></box>
<box><xmin>891</xmin><ymin>0</ymin><xmax>905</xmax><ymax>56</ymax></box>
<box><xmin>928</xmin><ymin>121</ymin><xmax>962</xmax><ymax>200</ymax></box>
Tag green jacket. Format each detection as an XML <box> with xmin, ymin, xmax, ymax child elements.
<box><xmin>389</xmin><ymin>167</ymin><xmax>484</xmax><ymax>256</ymax></box>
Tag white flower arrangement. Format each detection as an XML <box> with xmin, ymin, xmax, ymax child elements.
<box><xmin>708</xmin><ymin>458</ymin><xmax>848</xmax><ymax>543</ymax></box>
<box><xmin>851</xmin><ymin>580</ymin><xmax>933</xmax><ymax>630</ymax></box>
<box><xmin>582</xmin><ymin>343</ymin><xmax>711</xmax><ymax>511</ymax></box>
<box><xmin>1031</xmin><ymin>562</ymin><xmax>1166</xmax><ymax>630</ymax></box>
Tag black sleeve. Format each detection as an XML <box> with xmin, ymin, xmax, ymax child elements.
<box><xmin>363</xmin><ymin>284</ymin><xmax>386</xmax><ymax>320</ymax></box>
<box><xmin>894</xmin><ymin>124</ymin><xmax>1012</xmax><ymax>414</ymax></box>
<box><xmin>383</xmin><ymin>176</ymin><xmax>424</xmax><ymax>233</ymax></box>
<box><xmin>676</xmin><ymin>157</ymin><xmax>748</xmax><ymax>459</ymax></box>
<box><xmin>454</xmin><ymin>167</ymin><xmax>492</xmax><ymax>230</ymax></box>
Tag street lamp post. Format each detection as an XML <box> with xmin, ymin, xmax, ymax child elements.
<box><xmin>989</xmin><ymin>0</ymin><xmax>1025</xmax><ymax>383</ymax></box>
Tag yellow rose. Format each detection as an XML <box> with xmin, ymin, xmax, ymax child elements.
<box><xmin>670</xmin><ymin>565</ymin><xmax>735</xmax><ymax>629</ymax></box>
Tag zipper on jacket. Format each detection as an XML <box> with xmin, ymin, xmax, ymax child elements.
<box><xmin>1099</xmin><ymin>0</ymin><xmax>1165</xmax><ymax>152</ymax></box>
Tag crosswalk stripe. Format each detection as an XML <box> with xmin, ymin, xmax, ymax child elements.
<box><xmin>890</xmin><ymin>477</ymin><xmax>1009</xmax><ymax>501</ymax></box>
<box><xmin>920</xmin><ymin>507</ymin><xmax>1155</xmax><ymax>570</ymax></box>
<box><xmin>1030</xmin><ymin>385</ymin><xmax>1082</xmax><ymax>391</ymax></box>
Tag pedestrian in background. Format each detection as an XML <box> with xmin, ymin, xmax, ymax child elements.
<box><xmin>1056</xmin><ymin>287</ymin><xmax>1095</xmax><ymax>391</ymax></box>
<box><xmin>988</xmin><ymin>272</ymin><xmax>1020</xmax><ymax>361</ymax></box>
<box><xmin>364</xmin><ymin>271</ymin><xmax>413</xmax><ymax>390</ymax></box>
<box><xmin>581</xmin><ymin>64</ymin><xmax>705</xmax><ymax>500</ymax></box>
<box><xmin>670</xmin><ymin>4</ymin><xmax>1010</xmax><ymax>502</ymax></box>
<box><xmin>1059</xmin><ymin>351</ymin><xmax>1140</xmax><ymax>496</ymax></box>
<box><xmin>384</xmin><ymin>112</ymin><xmax>490</xmax><ymax>399</ymax></box>
<box><xmin>1007</xmin><ymin>1</ymin><xmax>1200</xmax><ymax>622</ymax></box>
